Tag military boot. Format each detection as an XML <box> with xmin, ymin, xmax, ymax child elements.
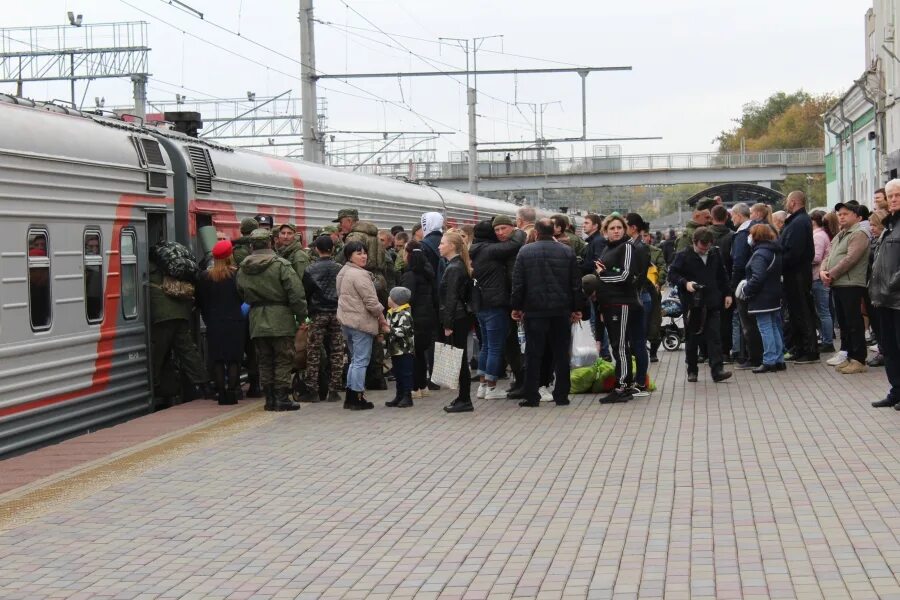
<box><xmin>264</xmin><ymin>385</ymin><xmax>277</xmax><ymax>411</ymax></box>
<box><xmin>396</xmin><ymin>392</ymin><xmax>414</xmax><ymax>408</ymax></box>
<box><xmin>344</xmin><ymin>388</ymin><xmax>354</xmax><ymax>410</ymax></box>
<box><xmin>274</xmin><ymin>388</ymin><xmax>301</xmax><ymax>412</ymax></box>
<box><xmin>219</xmin><ymin>389</ymin><xmax>238</xmax><ymax>406</ymax></box>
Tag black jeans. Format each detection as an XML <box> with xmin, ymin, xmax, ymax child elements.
<box><xmin>413</xmin><ymin>331</ymin><xmax>434</xmax><ymax>390</ymax></box>
<box><xmin>737</xmin><ymin>298</ymin><xmax>763</xmax><ymax>365</ymax></box>
<box><xmin>600</xmin><ymin>304</ymin><xmax>638</xmax><ymax>387</ymax></box>
<box><xmin>449</xmin><ymin>318</ymin><xmax>473</xmax><ymax>402</ymax></box>
<box><xmin>833</xmin><ymin>286</ymin><xmax>867</xmax><ymax>364</ymax></box>
<box><xmin>523</xmin><ymin>315</ymin><xmax>572</xmax><ymax>403</ymax></box>
<box><xmin>783</xmin><ymin>268</ymin><xmax>818</xmax><ymax>356</ymax></box>
<box><xmin>685</xmin><ymin>306</ymin><xmax>724</xmax><ymax>374</ymax></box>
<box><xmin>876</xmin><ymin>307</ymin><xmax>900</xmax><ymax>402</ymax></box>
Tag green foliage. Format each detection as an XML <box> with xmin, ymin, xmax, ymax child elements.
<box><xmin>716</xmin><ymin>90</ymin><xmax>837</xmax><ymax>151</ymax></box>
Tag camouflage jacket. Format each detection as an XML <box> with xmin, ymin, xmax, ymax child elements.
<box><xmin>386</xmin><ymin>305</ymin><xmax>414</xmax><ymax>356</ymax></box>
<box><xmin>277</xmin><ymin>240</ymin><xmax>312</xmax><ymax>281</ymax></box>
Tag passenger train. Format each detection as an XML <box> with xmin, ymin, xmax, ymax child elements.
<box><xmin>0</xmin><ymin>95</ymin><xmax>517</xmax><ymax>458</ymax></box>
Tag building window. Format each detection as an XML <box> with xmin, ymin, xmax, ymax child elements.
<box><xmin>27</xmin><ymin>229</ymin><xmax>51</xmax><ymax>330</ymax></box>
<box><xmin>120</xmin><ymin>229</ymin><xmax>138</xmax><ymax>319</ymax></box>
<box><xmin>84</xmin><ymin>230</ymin><xmax>104</xmax><ymax>323</ymax></box>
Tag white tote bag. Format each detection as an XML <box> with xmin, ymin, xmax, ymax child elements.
<box><xmin>431</xmin><ymin>342</ymin><xmax>463</xmax><ymax>390</ymax></box>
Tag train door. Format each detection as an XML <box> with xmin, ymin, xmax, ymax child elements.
<box><xmin>142</xmin><ymin>211</ymin><xmax>168</xmax><ymax>404</ymax></box>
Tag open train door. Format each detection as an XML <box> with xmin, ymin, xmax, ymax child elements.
<box><xmin>142</xmin><ymin>210</ymin><xmax>169</xmax><ymax>406</ymax></box>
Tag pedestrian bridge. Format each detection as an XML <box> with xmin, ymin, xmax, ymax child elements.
<box><xmin>345</xmin><ymin>148</ymin><xmax>825</xmax><ymax>192</ymax></box>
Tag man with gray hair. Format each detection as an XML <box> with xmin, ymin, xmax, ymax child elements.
<box><xmin>516</xmin><ymin>206</ymin><xmax>536</xmax><ymax>239</ymax></box>
<box><xmin>730</xmin><ymin>202</ymin><xmax>762</xmax><ymax>368</ymax></box>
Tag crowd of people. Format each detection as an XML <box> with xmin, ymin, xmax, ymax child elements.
<box><xmin>148</xmin><ymin>181</ymin><xmax>900</xmax><ymax>414</ymax></box>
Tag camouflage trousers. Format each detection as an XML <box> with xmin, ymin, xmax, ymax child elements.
<box><xmin>306</xmin><ymin>313</ymin><xmax>346</xmax><ymax>392</ymax></box>
<box><xmin>254</xmin><ymin>336</ymin><xmax>295</xmax><ymax>389</ymax></box>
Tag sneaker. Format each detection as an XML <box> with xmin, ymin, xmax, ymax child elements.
<box><xmin>790</xmin><ymin>353</ymin><xmax>820</xmax><ymax>364</ymax></box>
<box><xmin>826</xmin><ymin>351</ymin><xmax>848</xmax><ymax>366</ymax></box>
<box><xmin>476</xmin><ymin>384</ymin><xmax>487</xmax><ymax>399</ymax></box>
<box><xmin>485</xmin><ymin>386</ymin><xmax>508</xmax><ymax>400</ymax></box>
<box><xmin>783</xmin><ymin>351</ymin><xmax>795</xmax><ymax>362</ymax></box>
<box><xmin>599</xmin><ymin>387</ymin><xmax>632</xmax><ymax>404</ymax></box>
<box><xmin>838</xmin><ymin>359</ymin><xmax>868</xmax><ymax>374</ymax></box>
<box><xmin>869</xmin><ymin>343</ymin><xmax>881</xmax><ymax>352</ymax></box>
<box><xmin>872</xmin><ymin>397</ymin><xmax>897</xmax><ymax>408</ymax></box>
<box><xmin>411</xmin><ymin>389</ymin><xmax>425</xmax><ymax>399</ymax></box>
<box><xmin>627</xmin><ymin>385</ymin><xmax>651</xmax><ymax>397</ymax></box>
<box><xmin>867</xmin><ymin>353</ymin><xmax>885</xmax><ymax>367</ymax></box>
<box><xmin>687</xmin><ymin>372</ymin><xmax>698</xmax><ymax>382</ymax></box>
<box><xmin>712</xmin><ymin>370</ymin><xmax>733</xmax><ymax>383</ymax></box>
<box><xmin>735</xmin><ymin>361</ymin><xmax>759</xmax><ymax>370</ymax></box>
<box><xmin>427</xmin><ymin>381</ymin><xmax>441</xmax><ymax>391</ymax></box>
<box><xmin>538</xmin><ymin>386</ymin><xmax>554</xmax><ymax>402</ymax></box>
<box><xmin>818</xmin><ymin>342</ymin><xmax>836</xmax><ymax>353</ymax></box>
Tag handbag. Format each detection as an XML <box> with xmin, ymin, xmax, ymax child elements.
<box><xmin>570</xmin><ymin>321</ymin><xmax>598</xmax><ymax>368</ymax></box>
<box><xmin>430</xmin><ymin>342</ymin><xmax>463</xmax><ymax>390</ymax></box>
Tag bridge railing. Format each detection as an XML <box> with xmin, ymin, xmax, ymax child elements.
<box><xmin>343</xmin><ymin>148</ymin><xmax>825</xmax><ymax>180</ymax></box>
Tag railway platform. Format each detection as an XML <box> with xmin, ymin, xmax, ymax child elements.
<box><xmin>1</xmin><ymin>350</ymin><xmax>899</xmax><ymax>599</ymax></box>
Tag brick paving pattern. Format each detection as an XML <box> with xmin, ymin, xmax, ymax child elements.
<box><xmin>1</xmin><ymin>351</ymin><xmax>899</xmax><ymax>599</ymax></box>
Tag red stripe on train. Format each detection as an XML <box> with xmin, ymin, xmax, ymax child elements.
<box><xmin>0</xmin><ymin>195</ymin><xmax>173</xmax><ymax>419</ymax></box>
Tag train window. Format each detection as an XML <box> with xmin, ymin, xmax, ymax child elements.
<box><xmin>27</xmin><ymin>229</ymin><xmax>51</xmax><ymax>330</ymax></box>
<box><xmin>120</xmin><ymin>230</ymin><xmax>138</xmax><ymax>320</ymax></box>
<box><xmin>84</xmin><ymin>230</ymin><xmax>103</xmax><ymax>323</ymax></box>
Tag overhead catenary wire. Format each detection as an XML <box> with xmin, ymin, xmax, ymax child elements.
<box><xmin>119</xmin><ymin>0</ymin><xmax>465</xmax><ymax>139</ymax></box>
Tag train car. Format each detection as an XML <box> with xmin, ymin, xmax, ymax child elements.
<box><xmin>0</xmin><ymin>96</ymin><xmax>517</xmax><ymax>458</ymax></box>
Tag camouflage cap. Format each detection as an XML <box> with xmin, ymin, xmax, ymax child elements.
<box><xmin>240</xmin><ymin>217</ymin><xmax>260</xmax><ymax>235</ymax></box>
<box><xmin>249</xmin><ymin>228</ymin><xmax>272</xmax><ymax>241</ymax></box>
<box><xmin>277</xmin><ymin>222</ymin><xmax>297</xmax><ymax>232</ymax></box>
<box><xmin>322</xmin><ymin>225</ymin><xmax>338</xmax><ymax>234</ymax></box>
<box><xmin>333</xmin><ymin>208</ymin><xmax>359</xmax><ymax>222</ymax></box>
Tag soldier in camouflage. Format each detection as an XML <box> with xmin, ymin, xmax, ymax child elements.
<box><xmin>236</xmin><ymin>228</ymin><xmax>307</xmax><ymax>411</ymax></box>
<box><xmin>275</xmin><ymin>222</ymin><xmax>311</xmax><ymax>280</ymax></box>
<box><xmin>301</xmin><ymin>235</ymin><xmax>345</xmax><ymax>402</ymax></box>
<box><xmin>231</xmin><ymin>217</ymin><xmax>262</xmax><ymax>396</ymax></box>
<box><xmin>231</xmin><ymin>218</ymin><xmax>258</xmax><ymax>266</ymax></box>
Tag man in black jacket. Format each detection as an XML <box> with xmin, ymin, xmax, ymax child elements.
<box><xmin>470</xmin><ymin>218</ymin><xmax>524</xmax><ymax>399</ymax></box>
<box><xmin>668</xmin><ymin>227</ymin><xmax>733</xmax><ymax>383</ymax></box>
<box><xmin>511</xmin><ymin>219</ymin><xmax>584</xmax><ymax>407</ymax></box>
<box><xmin>301</xmin><ymin>235</ymin><xmax>344</xmax><ymax>402</ymax></box>
<box><xmin>581</xmin><ymin>213</ymin><xmax>607</xmax><ymax>275</ymax></box>
<box><xmin>710</xmin><ymin>205</ymin><xmax>735</xmax><ymax>360</ymax></box>
<box><xmin>779</xmin><ymin>191</ymin><xmax>820</xmax><ymax>363</ymax></box>
<box><xmin>870</xmin><ymin>180</ymin><xmax>900</xmax><ymax>408</ymax></box>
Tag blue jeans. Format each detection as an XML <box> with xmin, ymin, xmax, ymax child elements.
<box><xmin>342</xmin><ymin>326</ymin><xmax>373</xmax><ymax>392</ymax></box>
<box><xmin>477</xmin><ymin>308</ymin><xmax>509</xmax><ymax>382</ymax></box>
<box><xmin>732</xmin><ymin>310</ymin><xmax>742</xmax><ymax>358</ymax></box>
<box><xmin>755</xmin><ymin>311</ymin><xmax>784</xmax><ymax>366</ymax></box>
<box><xmin>811</xmin><ymin>279</ymin><xmax>834</xmax><ymax>344</ymax></box>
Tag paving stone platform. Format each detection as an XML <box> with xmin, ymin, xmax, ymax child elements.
<box><xmin>1</xmin><ymin>350</ymin><xmax>898</xmax><ymax>599</ymax></box>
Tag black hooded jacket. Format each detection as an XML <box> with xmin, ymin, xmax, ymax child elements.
<box><xmin>469</xmin><ymin>219</ymin><xmax>524</xmax><ymax>310</ymax></box>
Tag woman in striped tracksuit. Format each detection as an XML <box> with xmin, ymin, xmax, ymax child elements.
<box><xmin>592</xmin><ymin>215</ymin><xmax>642</xmax><ymax>403</ymax></box>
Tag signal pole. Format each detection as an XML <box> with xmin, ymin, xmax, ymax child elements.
<box><xmin>299</xmin><ymin>0</ymin><xmax>322</xmax><ymax>163</ymax></box>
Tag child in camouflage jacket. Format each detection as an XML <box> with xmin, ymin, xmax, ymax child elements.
<box><xmin>385</xmin><ymin>287</ymin><xmax>415</xmax><ymax>407</ymax></box>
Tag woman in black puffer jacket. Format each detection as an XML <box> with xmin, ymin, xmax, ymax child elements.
<box><xmin>592</xmin><ymin>215</ymin><xmax>641</xmax><ymax>403</ymax></box>
<box><xmin>400</xmin><ymin>241</ymin><xmax>438</xmax><ymax>398</ymax></box>
<box><xmin>439</xmin><ymin>231</ymin><xmax>475</xmax><ymax>413</ymax></box>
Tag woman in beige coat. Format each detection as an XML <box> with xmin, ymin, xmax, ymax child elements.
<box><xmin>337</xmin><ymin>241</ymin><xmax>388</xmax><ymax>410</ymax></box>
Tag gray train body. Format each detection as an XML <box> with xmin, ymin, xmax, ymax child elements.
<box><xmin>0</xmin><ymin>96</ymin><xmax>516</xmax><ymax>458</ymax></box>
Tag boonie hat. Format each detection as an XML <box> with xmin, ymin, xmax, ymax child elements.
<box><xmin>333</xmin><ymin>208</ymin><xmax>359</xmax><ymax>222</ymax></box>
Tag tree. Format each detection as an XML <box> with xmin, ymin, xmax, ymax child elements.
<box><xmin>716</xmin><ymin>90</ymin><xmax>836</xmax><ymax>151</ymax></box>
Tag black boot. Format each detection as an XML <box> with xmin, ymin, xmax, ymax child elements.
<box><xmin>343</xmin><ymin>388</ymin><xmax>354</xmax><ymax>410</ymax></box>
<box><xmin>358</xmin><ymin>391</ymin><xmax>374</xmax><ymax>410</ymax></box>
<box><xmin>649</xmin><ymin>341</ymin><xmax>661</xmax><ymax>363</ymax></box>
<box><xmin>219</xmin><ymin>389</ymin><xmax>238</xmax><ymax>405</ymax></box>
<box><xmin>264</xmin><ymin>385</ymin><xmax>277</xmax><ymax>411</ymax></box>
<box><xmin>443</xmin><ymin>398</ymin><xmax>474</xmax><ymax>413</ymax></box>
<box><xmin>274</xmin><ymin>388</ymin><xmax>301</xmax><ymax>411</ymax></box>
<box><xmin>325</xmin><ymin>390</ymin><xmax>341</xmax><ymax>403</ymax></box>
<box><xmin>385</xmin><ymin>389</ymin><xmax>402</xmax><ymax>407</ymax></box>
<box><xmin>396</xmin><ymin>392</ymin><xmax>414</xmax><ymax>408</ymax></box>
<box><xmin>247</xmin><ymin>378</ymin><xmax>263</xmax><ymax>398</ymax></box>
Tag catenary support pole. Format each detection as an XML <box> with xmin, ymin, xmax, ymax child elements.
<box><xmin>299</xmin><ymin>0</ymin><xmax>321</xmax><ymax>163</ymax></box>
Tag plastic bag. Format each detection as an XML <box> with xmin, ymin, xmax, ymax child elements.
<box><xmin>570</xmin><ymin>322</ymin><xmax>598</xmax><ymax>368</ymax></box>
<box><xmin>570</xmin><ymin>366</ymin><xmax>596</xmax><ymax>394</ymax></box>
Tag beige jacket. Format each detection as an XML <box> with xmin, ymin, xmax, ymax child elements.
<box><xmin>336</xmin><ymin>262</ymin><xmax>384</xmax><ymax>335</ymax></box>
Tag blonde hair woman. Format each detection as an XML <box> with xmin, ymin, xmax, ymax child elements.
<box><xmin>438</xmin><ymin>231</ymin><xmax>475</xmax><ymax>413</ymax></box>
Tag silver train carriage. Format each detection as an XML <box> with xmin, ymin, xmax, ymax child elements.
<box><xmin>0</xmin><ymin>95</ymin><xmax>517</xmax><ymax>458</ymax></box>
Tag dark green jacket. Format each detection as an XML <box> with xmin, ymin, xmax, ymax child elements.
<box><xmin>236</xmin><ymin>249</ymin><xmax>308</xmax><ymax>338</ymax></box>
<box><xmin>675</xmin><ymin>220</ymin><xmax>702</xmax><ymax>253</ymax></box>
<box><xmin>566</xmin><ymin>232</ymin><xmax>587</xmax><ymax>258</ymax></box>
<box><xmin>232</xmin><ymin>236</ymin><xmax>253</xmax><ymax>265</ymax></box>
<box><xmin>648</xmin><ymin>243</ymin><xmax>667</xmax><ymax>287</ymax></box>
<box><xmin>277</xmin><ymin>240</ymin><xmax>312</xmax><ymax>281</ymax></box>
<box><xmin>149</xmin><ymin>263</ymin><xmax>193</xmax><ymax>324</ymax></box>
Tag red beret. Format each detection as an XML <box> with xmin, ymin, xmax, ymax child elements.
<box><xmin>212</xmin><ymin>239</ymin><xmax>233</xmax><ymax>259</ymax></box>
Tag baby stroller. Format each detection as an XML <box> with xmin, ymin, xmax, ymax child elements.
<box><xmin>660</xmin><ymin>289</ymin><xmax>684</xmax><ymax>351</ymax></box>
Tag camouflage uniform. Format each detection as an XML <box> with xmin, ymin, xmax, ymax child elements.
<box><xmin>148</xmin><ymin>262</ymin><xmax>207</xmax><ymax>400</ymax></box>
<box><xmin>278</xmin><ymin>238</ymin><xmax>312</xmax><ymax>281</ymax></box>
<box><xmin>236</xmin><ymin>230</ymin><xmax>308</xmax><ymax>410</ymax></box>
<box><xmin>303</xmin><ymin>254</ymin><xmax>346</xmax><ymax>396</ymax></box>
<box><xmin>232</xmin><ymin>217</ymin><xmax>260</xmax><ymax>395</ymax></box>
<box><xmin>646</xmin><ymin>243</ymin><xmax>667</xmax><ymax>354</ymax></box>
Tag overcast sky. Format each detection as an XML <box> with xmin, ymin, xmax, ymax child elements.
<box><xmin>3</xmin><ymin>0</ymin><xmax>874</xmax><ymax>160</ymax></box>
